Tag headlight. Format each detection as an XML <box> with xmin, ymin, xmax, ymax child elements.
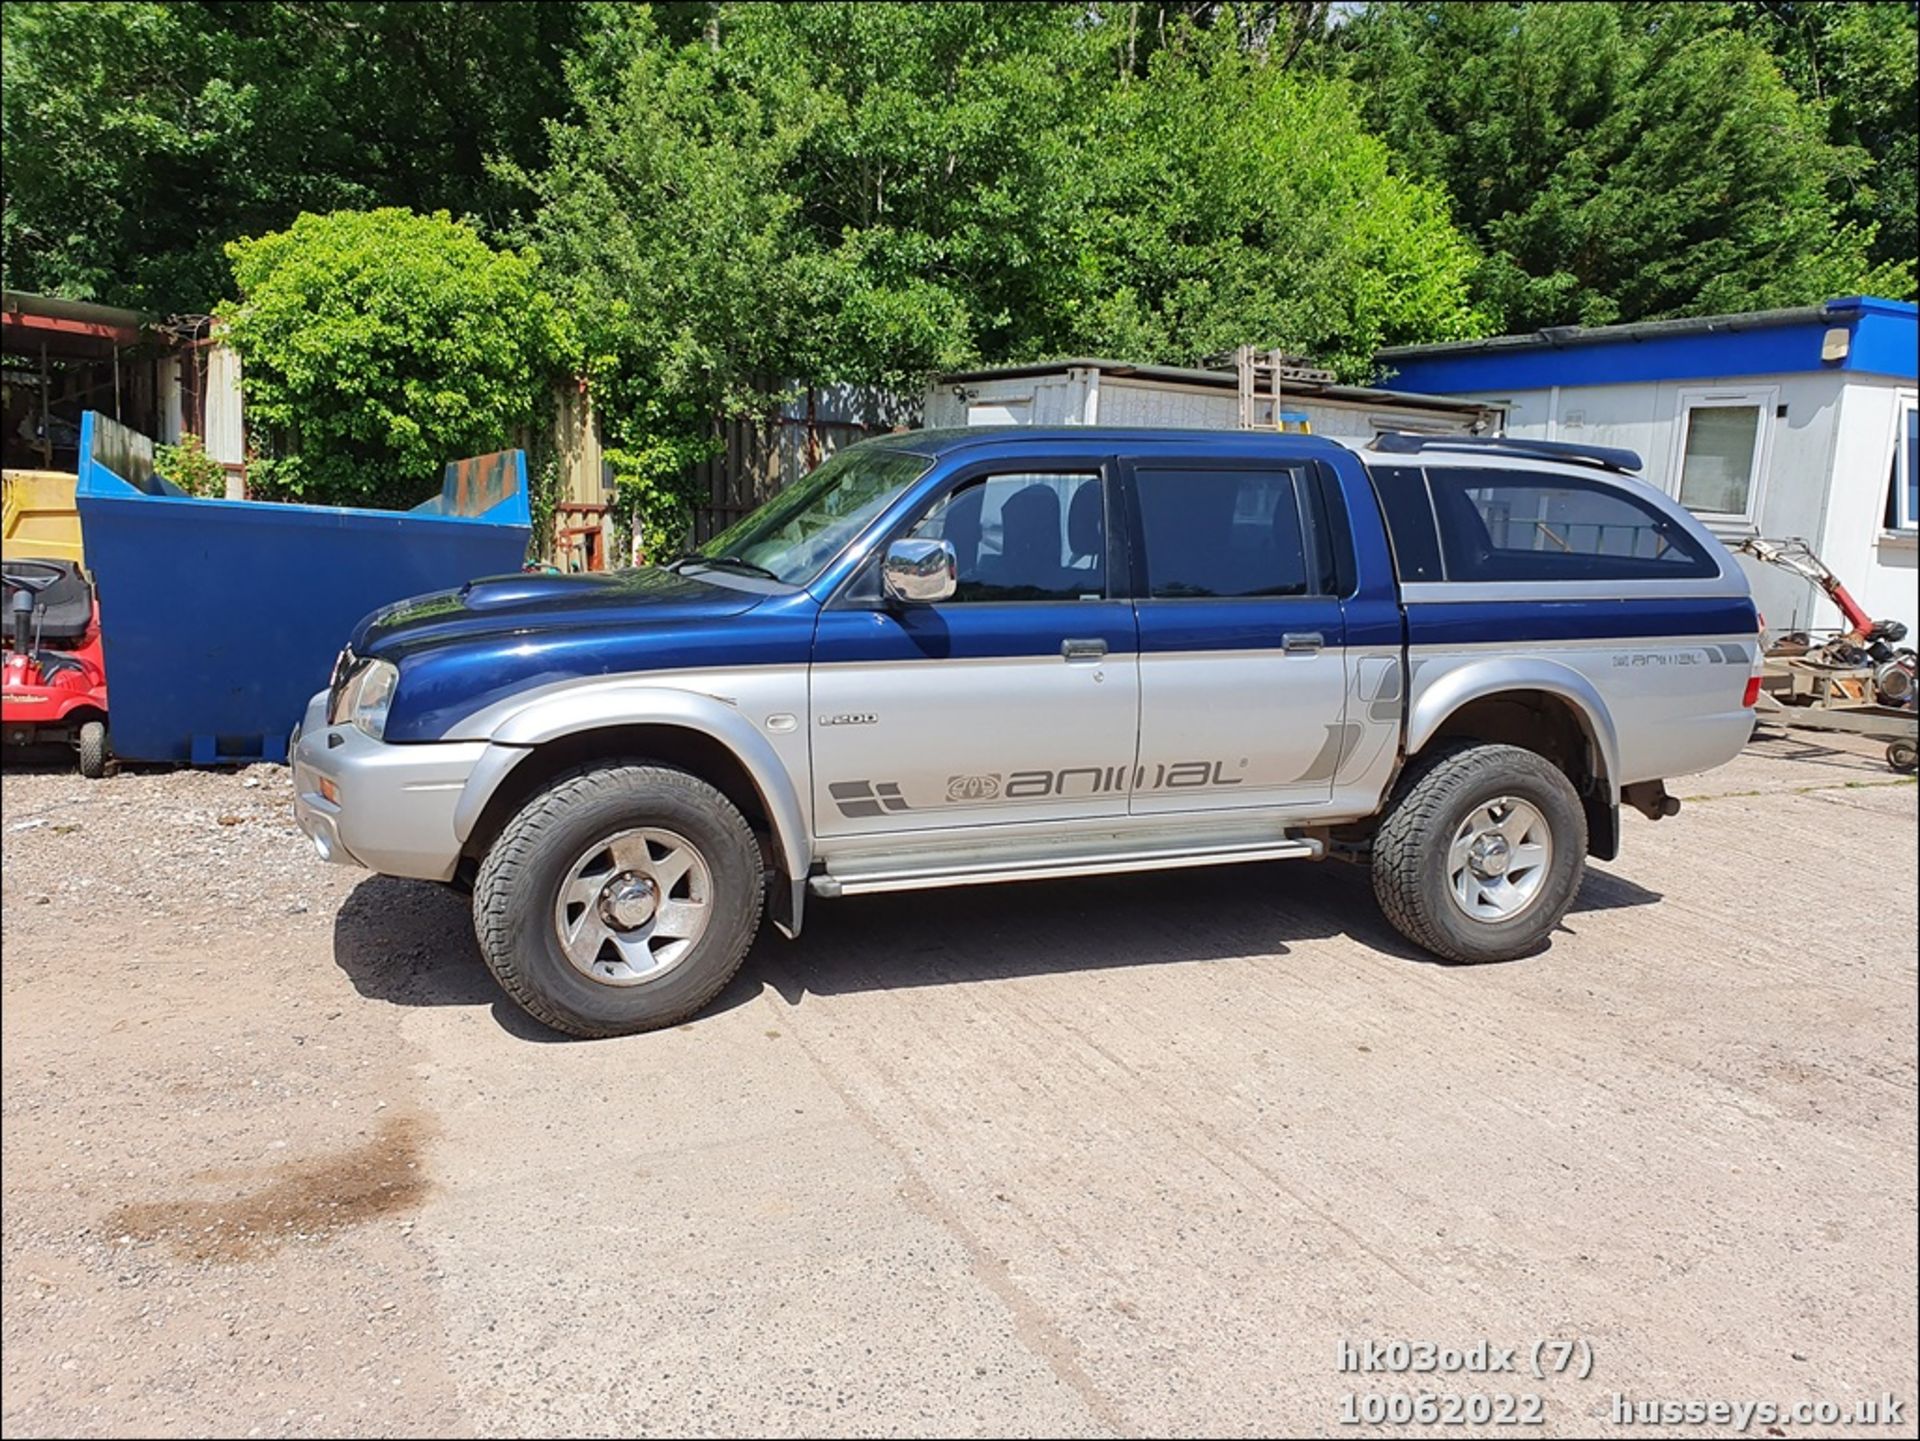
<box><xmin>327</xmin><ymin>657</ymin><xmax>399</xmax><ymax>739</ymax></box>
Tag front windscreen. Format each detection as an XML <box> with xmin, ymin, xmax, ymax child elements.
<box><xmin>695</xmin><ymin>445</ymin><xmax>932</xmax><ymax>585</ymax></box>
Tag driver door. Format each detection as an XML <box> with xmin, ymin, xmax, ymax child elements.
<box><xmin>809</xmin><ymin>463</ymin><xmax>1140</xmax><ymax>839</ymax></box>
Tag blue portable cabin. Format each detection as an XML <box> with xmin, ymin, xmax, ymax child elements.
<box><xmin>74</xmin><ymin>412</ymin><xmax>532</xmax><ymax>764</ymax></box>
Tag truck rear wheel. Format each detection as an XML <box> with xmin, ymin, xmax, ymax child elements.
<box><xmin>472</xmin><ymin>763</ymin><xmax>765</xmax><ymax>1038</ymax></box>
<box><xmin>1371</xmin><ymin>742</ymin><xmax>1588</xmax><ymax>964</ymax></box>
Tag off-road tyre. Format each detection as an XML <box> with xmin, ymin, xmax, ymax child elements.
<box><xmin>473</xmin><ymin>763</ymin><xmax>764</xmax><ymax>1037</ymax></box>
<box><xmin>1371</xmin><ymin>742</ymin><xmax>1587</xmax><ymax>964</ymax></box>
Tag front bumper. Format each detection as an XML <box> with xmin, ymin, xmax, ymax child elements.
<box><xmin>290</xmin><ymin>690</ymin><xmax>489</xmax><ymax>881</ymax></box>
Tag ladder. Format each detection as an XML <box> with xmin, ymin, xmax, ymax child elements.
<box><xmin>1223</xmin><ymin>346</ymin><xmax>1331</xmax><ymax>433</ymax></box>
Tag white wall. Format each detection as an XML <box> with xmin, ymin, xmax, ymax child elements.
<box><xmin>158</xmin><ymin>359</ymin><xmax>183</xmax><ymax>444</ymax></box>
<box><xmin>1820</xmin><ymin>380</ymin><xmax>1917</xmax><ymax>639</ymax></box>
<box><xmin>203</xmin><ymin>342</ymin><xmax>246</xmax><ymax>500</ymax></box>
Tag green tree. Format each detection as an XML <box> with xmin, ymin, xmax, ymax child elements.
<box><xmin>1</xmin><ymin>1</ymin><xmax>587</xmax><ymax>312</ymax></box>
<box><xmin>1341</xmin><ymin>2</ymin><xmax>1912</xmax><ymax>330</ymax></box>
<box><xmin>523</xmin><ymin>4</ymin><xmax>821</xmax><ymax>552</ymax></box>
<box><xmin>1733</xmin><ymin>1</ymin><xmax>1919</xmax><ymax>273</ymax></box>
<box><xmin>531</xmin><ymin>3</ymin><xmax>1487</xmax><ymax>547</ymax></box>
<box><xmin>219</xmin><ymin>208</ymin><xmax>560</xmax><ymax>509</ymax></box>
<box><xmin>1028</xmin><ymin>18</ymin><xmax>1488</xmax><ymax>376</ymax></box>
<box><xmin>715</xmin><ymin>1</ymin><xmax>1112</xmax><ymax>381</ymax></box>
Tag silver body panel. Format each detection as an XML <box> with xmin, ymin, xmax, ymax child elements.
<box><xmin>449</xmin><ymin>666</ymin><xmax>816</xmax><ymax>880</ymax></box>
<box><xmin>1131</xmin><ymin>644</ymin><xmax>1348</xmax><ymax>812</ymax></box>
<box><xmin>1404</xmin><ymin>636</ymin><xmax>1756</xmax><ymax>788</ymax></box>
<box><xmin>291</xmin><ymin>690</ymin><xmax>488</xmax><ymax>881</ymax></box>
<box><xmin>809</xmin><ymin>651</ymin><xmax>1138</xmax><ymax>838</ymax></box>
<box><xmin>295</xmin><ymin>632</ymin><xmax>1755</xmax><ymax>887</ymax></box>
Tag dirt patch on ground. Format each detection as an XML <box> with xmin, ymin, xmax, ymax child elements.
<box><xmin>105</xmin><ymin>1115</ymin><xmax>433</xmax><ymax>1263</ymax></box>
<box><xmin>3</xmin><ymin>759</ymin><xmax>463</xmax><ymax>1436</ymax></box>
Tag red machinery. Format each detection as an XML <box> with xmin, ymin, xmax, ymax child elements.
<box><xmin>1735</xmin><ymin>536</ymin><xmax>1915</xmax><ymax>708</ymax></box>
<box><xmin>3</xmin><ymin>557</ymin><xmax>109</xmax><ymax>777</ymax></box>
<box><xmin>1733</xmin><ymin>537</ymin><xmax>1917</xmax><ymax>773</ymax></box>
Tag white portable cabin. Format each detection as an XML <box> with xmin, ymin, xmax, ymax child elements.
<box><xmin>1379</xmin><ymin>298</ymin><xmax>1920</xmax><ymax>638</ymax></box>
<box><xmin>923</xmin><ymin>356</ymin><xmax>1498</xmax><ymax>443</ymax></box>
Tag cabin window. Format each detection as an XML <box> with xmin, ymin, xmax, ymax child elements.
<box><xmin>1888</xmin><ymin>397</ymin><xmax>1918</xmax><ymax>532</ymax></box>
<box><xmin>1671</xmin><ymin>388</ymin><xmax>1775</xmax><ymax>525</ymax></box>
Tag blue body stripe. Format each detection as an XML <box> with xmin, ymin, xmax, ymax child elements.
<box><xmin>1406</xmin><ymin>596</ymin><xmax>1757</xmax><ymax>646</ymax></box>
<box><xmin>388</xmin><ymin>594</ymin><xmax>1760</xmax><ymax>740</ymax></box>
<box><xmin>812</xmin><ymin>603</ymin><xmax>1138</xmax><ymax>665</ymax></box>
<box><xmin>388</xmin><ymin>610</ymin><xmax>817</xmax><ymax>741</ymax></box>
<box><xmin>1132</xmin><ymin>597</ymin><xmax>1346</xmax><ymax>653</ymax></box>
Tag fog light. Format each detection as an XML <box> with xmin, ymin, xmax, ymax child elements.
<box><xmin>311</xmin><ymin>831</ymin><xmax>332</xmax><ymax>861</ymax></box>
<box><xmin>318</xmin><ymin>776</ymin><xmax>339</xmax><ymax>804</ymax></box>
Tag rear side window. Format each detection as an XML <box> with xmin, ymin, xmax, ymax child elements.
<box><xmin>1428</xmin><ymin>468</ymin><xmax>1728</xmax><ymax>579</ymax></box>
<box><xmin>1369</xmin><ymin>465</ymin><xmax>1444</xmax><ymax>582</ymax></box>
<box><xmin>1426</xmin><ymin>468</ymin><xmax>1718</xmax><ymax>582</ymax></box>
<box><xmin>1308</xmin><ymin>464</ymin><xmax>1357</xmax><ymax>597</ymax></box>
<box><xmin>1134</xmin><ymin>467</ymin><xmax>1314</xmax><ymax>598</ymax></box>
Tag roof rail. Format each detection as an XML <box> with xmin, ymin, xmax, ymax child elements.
<box><xmin>1371</xmin><ymin>432</ymin><xmax>1643</xmax><ymax>474</ymax></box>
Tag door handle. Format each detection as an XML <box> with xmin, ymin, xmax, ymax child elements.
<box><xmin>1282</xmin><ymin>632</ymin><xmax>1324</xmax><ymax>655</ymax></box>
<box><xmin>1061</xmin><ymin>638</ymin><xmax>1108</xmax><ymax>661</ymax></box>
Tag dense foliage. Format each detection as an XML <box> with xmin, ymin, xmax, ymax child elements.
<box><xmin>529</xmin><ymin>2</ymin><xmax>1484</xmax><ymax>542</ymax></box>
<box><xmin>3</xmin><ymin>1</ymin><xmax>1912</xmax><ymax>528</ymax></box>
<box><xmin>152</xmin><ymin>433</ymin><xmax>226</xmax><ymax>498</ymax></box>
<box><xmin>1341</xmin><ymin>1</ymin><xmax>1913</xmax><ymax>329</ymax></box>
<box><xmin>219</xmin><ymin>209</ymin><xmax>559</xmax><ymax>509</ymax></box>
<box><xmin>1</xmin><ymin>1</ymin><xmax>584</xmax><ymax>310</ymax></box>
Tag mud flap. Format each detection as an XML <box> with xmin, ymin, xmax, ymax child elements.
<box><xmin>1585</xmin><ymin>794</ymin><xmax>1620</xmax><ymax>861</ymax></box>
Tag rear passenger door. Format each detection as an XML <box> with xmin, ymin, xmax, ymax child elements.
<box><xmin>1124</xmin><ymin>459</ymin><xmax>1349</xmax><ymax>814</ymax></box>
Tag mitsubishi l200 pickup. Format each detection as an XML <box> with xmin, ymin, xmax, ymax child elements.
<box><xmin>293</xmin><ymin>429</ymin><xmax>1762</xmax><ymax>1037</ymax></box>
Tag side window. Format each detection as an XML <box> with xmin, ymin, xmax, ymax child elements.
<box><xmin>1308</xmin><ymin>464</ymin><xmax>1358</xmax><ymax>597</ymax></box>
<box><xmin>1427</xmin><ymin>467</ymin><xmax>1718</xmax><ymax>582</ymax></box>
<box><xmin>1369</xmin><ymin>464</ymin><xmax>1443</xmax><ymax>582</ymax></box>
<box><xmin>1672</xmin><ymin>389</ymin><xmax>1773</xmax><ymax>523</ymax></box>
<box><xmin>909</xmin><ymin>472</ymin><xmax>1105</xmax><ymax>602</ymax></box>
<box><xmin>1134</xmin><ymin>467</ymin><xmax>1313</xmax><ymax>599</ymax></box>
<box><xmin>1887</xmin><ymin>396</ymin><xmax>1917</xmax><ymax>532</ymax></box>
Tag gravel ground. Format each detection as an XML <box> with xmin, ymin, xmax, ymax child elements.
<box><xmin>2</xmin><ymin>727</ymin><xmax>1915</xmax><ymax>1437</ymax></box>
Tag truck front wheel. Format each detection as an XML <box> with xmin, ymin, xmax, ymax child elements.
<box><xmin>472</xmin><ymin>763</ymin><xmax>765</xmax><ymax>1037</ymax></box>
<box><xmin>1371</xmin><ymin>743</ymin><xmax>1588</xmax><ymax>964</ymax></box>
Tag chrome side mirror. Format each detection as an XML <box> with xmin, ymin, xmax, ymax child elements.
<box><xmin>881</xmin><ymin>538</ymin><xmax>956</xmax><ymax>605</ymax></box>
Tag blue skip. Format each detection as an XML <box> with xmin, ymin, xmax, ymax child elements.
<box><xmin>74</xmin><ymin>412</ymin><xmax>531</xmax><ymax>765</ymax></box>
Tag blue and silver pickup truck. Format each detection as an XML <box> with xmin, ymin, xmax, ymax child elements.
<box><xmin>293</xmin><ymin>428</ymin><xmax>1761</xmax><ymax>1037</ymax></box>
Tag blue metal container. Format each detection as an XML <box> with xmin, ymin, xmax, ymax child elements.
<box><xmin>75</xmin><ymin>412</ymin><xmax>531</xmax><ymax>764</ymax></box>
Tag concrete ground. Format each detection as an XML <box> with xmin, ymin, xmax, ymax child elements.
<box><xmin>2</xmin><ymin>726</ymin><xmax>1914</xmax><ymax>1438</ymax></box>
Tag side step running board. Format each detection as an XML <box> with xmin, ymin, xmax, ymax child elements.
<box><xmin>810</xmin><ymin>837</ymin><xmax>1322</xmax><ymax>898</ymax></box>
